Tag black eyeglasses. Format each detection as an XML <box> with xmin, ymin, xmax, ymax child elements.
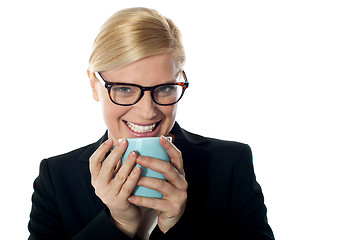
<box><xmin>94</xmin><ymin>71</ymin><xmax>189</xmax><ymax>106</ymax></box>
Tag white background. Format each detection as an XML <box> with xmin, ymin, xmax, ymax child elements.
<box><xmin>1</xmin><ymin>0</ymin><xmax>340</xmax><ymax>239</ymax></box>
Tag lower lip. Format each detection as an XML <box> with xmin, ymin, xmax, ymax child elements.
<box><xmin>124</xmin><ymin>121</ymin><xmax>162</xmax><ymax>138</ymax></box>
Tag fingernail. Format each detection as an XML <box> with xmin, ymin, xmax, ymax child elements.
<box><xmin>160</xmin><ymin>135</ymin><xmax>167</xmax><ymax>142</ymax></box>
<box><xmin>137</xmin><ymin>156</ymin><xmax>144</xmax><ymax>163</ymax></box>
<box><xmin>128</xmin><ymin>151</ymin><xmax>136</xmax><ymax>159</ymax></box>
<box><xmin>161</xmin><ymin>135</ymin><xmax>172</xmax><ymax>143</ymax></box>
<box><xmin>118</xmin><ymin>138</ymin><xmax>125</xmax><ymax>147</ymax></box>
<box><xmin>128</xmin><ymin>196</ymin><xmax>136</xmax><ymax>202</ymax></box>
<box><xmin>105</xmin><ymin>139</ymin><xmax>112</xmax><ymax>145</ymax></box>
<box><xmin>133</xmin><ymin>166</ymin><xmax>140</xmax><ymax>174</ymax></box>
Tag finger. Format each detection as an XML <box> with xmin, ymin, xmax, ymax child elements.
<box><xmin>89</xmin><ymin>139</ymin><xmax>113</xmax><ymax>180</ymax></box>
<box><xmin>128</xmin><ymin>196</ymin><xmax>170</xmax><ymax>213</ymax></box>
<box><xmin>159</xmin><ymin>136</ymin><xmax>185</xmax><ymax>175</ymax></box>
<box><xmin>137</xmin><ymin>177</ymin><xmax>176</xmax><ymax>198</ymax></box>
<box><xmin>128</xmin><ymin>188</ymin><xmax>187</xmax><ymax>216</ymax></box>
<box><xmin>117</xmin><ymin>165</ymin><xmax>141</xmax><ymax>200</ymax></box>
<box><xmin>137</xmin><ymin>156</ymin><xmax>188</xmax><ymax>191</ymax></box>
<box><xmin>111</xmin><ymin>150</ymin><xmax>138</xmax><ymax>195</ymax></box>
<box><xmin>98</xmin><ymin>139</ymin><xmax>127</xmax><ymax>184</ymax></box>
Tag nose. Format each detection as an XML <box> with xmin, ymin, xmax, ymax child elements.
<box><xmin>134</xmin><ymin>92</ymin><xmax>157</xmax><ymax>119</ymax></box>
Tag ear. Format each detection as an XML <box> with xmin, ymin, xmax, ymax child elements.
<box><xmin>88</xmin><ymin>69</ymin><xmax>99</xmax><ymax>102</ymax></box>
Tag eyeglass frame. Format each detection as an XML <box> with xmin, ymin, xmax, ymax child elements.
<box><xmin>94</xmin><ymin>71</ymin><xmax>189</xmax><ymax>106</ymax></box>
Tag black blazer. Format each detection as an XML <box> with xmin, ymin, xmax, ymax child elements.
<box><xmin>28</xmin><ymin>122</ymin><xmax>274</xmax><ymax>239</ymax></box>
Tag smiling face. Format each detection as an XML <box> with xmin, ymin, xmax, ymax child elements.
<box><xmin>89</xmin><ymin>53</ymin><xmax>179</xmax><ymax>145</ymax></box>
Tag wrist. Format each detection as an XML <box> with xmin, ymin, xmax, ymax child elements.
<box><xmin>110</xmin><ymin>215</ymin><xmax>139</xmax><ymax>239</ymax></box>
<box><xmin>159</xmin><ymin>225</ymin><xmax>170</xmax><ymax>234</ymax></box>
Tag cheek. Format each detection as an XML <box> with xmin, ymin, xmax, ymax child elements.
<box><xmin>102</xmin><ymin>102</ymin><xmax>125</xmax><ymax>122</ymax></box>
<box><xmin>159</xmin><ymin>104</ymin><xmax>177</xmax><ymax>118</ymax></box>
<box><xmin>99</xmin><ymin>94</ymin><xmax>112</xmax><ymax>119</ymax></box>
<box><xmin>99</xmin><ymin>92</ymin><xmax>128</xmax><ymax>128</ymax></box>
<box><xmin>160</xmin><ymin>105</ymin><xmax>178</xmax><ymax>131</ymax></box>
<box><xmin>168</xmin><ymin>104</ymin><xmax>178</xmax><ymax>118</ymax></box>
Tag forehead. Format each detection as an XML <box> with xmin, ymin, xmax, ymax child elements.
<box><xmin>100</xmin><ymin>53</ymin><xmax>179</xmax><ymax>85</ymax></box>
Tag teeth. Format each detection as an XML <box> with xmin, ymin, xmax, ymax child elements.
<box><xmin>127</xmin><ymin>121</ymin><xmax>156</xmax><ymax>133</ymax></box>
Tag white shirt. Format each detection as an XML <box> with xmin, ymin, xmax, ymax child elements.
<box><xmin>137</xmin><ymin>207</ymin><xmax>158</xmax><ymax>240</ymax></box>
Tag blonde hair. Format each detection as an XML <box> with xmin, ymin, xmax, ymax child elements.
<box><xmin>88</xmin><ymin>7</ymin><xmax>185</xmax><ymax>73</ymax></box>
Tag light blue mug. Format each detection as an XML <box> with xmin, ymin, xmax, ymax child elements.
<box><xmin>121</xmin><ymin>137</ymin><xmax>171</xmax><ymax>199</ymax></box>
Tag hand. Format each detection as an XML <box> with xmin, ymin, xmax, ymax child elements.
<box><xmin>128</xmin><ymin>136</ymin><xmax>188</xmax><ymax>233</ymax></box>
<box><xmin>89</xmin><ymin>138</ymin><xmax>142</xmax><ymax>238</ymax></box>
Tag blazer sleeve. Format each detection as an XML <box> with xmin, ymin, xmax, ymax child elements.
<box><xmin>230</xmin><ymin>144</ymin><xmax>274</xmax><ymax>240</ymax></box>
<box><xmin>28</xmin><ymin>159</ymin><xmax>136</xmax><ymax>240</ymax></box>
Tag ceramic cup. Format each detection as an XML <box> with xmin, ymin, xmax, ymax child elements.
<box><xmin>121</xmin><ymin>136</ymin><xmax>171</xmax><ymax>199</ymax></box>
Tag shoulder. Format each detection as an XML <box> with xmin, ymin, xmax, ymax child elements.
<box><xmin>180</xmin><ymin>126</ymin><xmax>251</xmax><ymax>157</ymax></box>
<box><xmin>43</xmin><ymin>144</ymin><xmax>92</xmax><ymax>169</ymax></box>
<box><xmin>202</xmin><ymin>136</ymin><xmax>253</xmax><ymax>174</ymax></box>
<box><xmin>206</xmin><ymin>136</ymin><xmax>251</xmax><ymax>159</ymax></box>
<box><xmin>33</xmin><ymin>142</ymin><xmax>104</xmax><ymax>202</ymax></box>
<box><xmin>37</xmin><ymin>136</ymin><xmax>104</xmax><ymax>184</ymax></box>
<box><xmin>206</xmin><ymin>134</ymin><xmax>249</xmax><ymax>149</ymax></box>
<box><xmin>173</xmin><ymin>122</ymin><xmax>250</xmax><ymax>151</ymax></box>
<box><xmin>175</xmin><ymin>124</ymin><xmax>252</xmax><ymax>172</ymax></box>
<box><xmin>41</xmin><ymin>132</ymin><xmax>107</xmax><ymax>171</ymax></box>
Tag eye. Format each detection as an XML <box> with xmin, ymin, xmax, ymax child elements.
<box><xmin>156</xmin><ymin>85</ymin><xmax>177</xmax><ymax>96</ymax></box>
<box><xmin>115</xmin><ymin>86</ymin><xmax>131</xmax><ymax>93</ymax></box>
<box><xmin>112</xmin><ymin>86</ymin><xmax>136</xmax><ymax>95</ymax></box>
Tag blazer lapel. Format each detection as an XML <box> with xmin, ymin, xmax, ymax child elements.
<box><xmin>170</xmin><ymin>122</ymin><xmax>212</xmax><ymax>203</ymax></box>
<box><xmin>171</xmin><ymin>122</ymin><xmax>211</xmax><ymax>179</ymax></box>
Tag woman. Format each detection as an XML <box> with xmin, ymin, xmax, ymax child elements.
<box><xmin>28</xmin><ymin>7</ymin><xmax>274</xmax><ymax>240</ymax></box>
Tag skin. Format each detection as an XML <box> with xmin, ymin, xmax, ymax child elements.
<box><xmin>88</xmin><ymin>53</ymin><xmax>188</xmax><ymax>238</ymax></box>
